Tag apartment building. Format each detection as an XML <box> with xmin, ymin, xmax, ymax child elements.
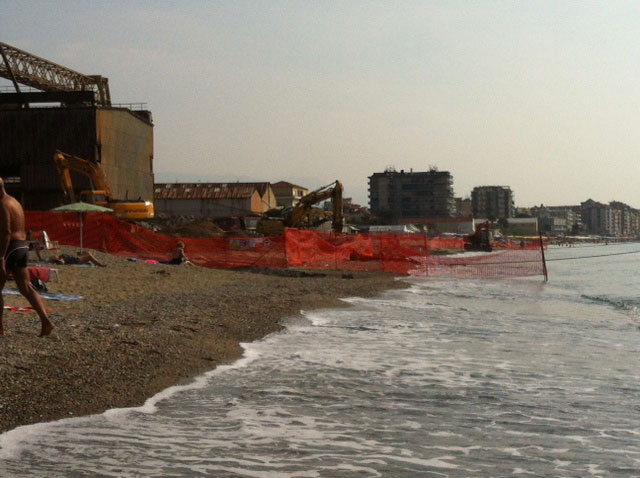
<box><xmin>471</xmin><ymin>186</ymin><xmax>514</xmax><ymax>219</ymax></box>
<box><xmin>609</xmin><ymin>201</ymin><xmax>640</xmax><ymax>237</ymax></box>
<box><xmin>271</xmin><ymin>181</ymin><xmax>309</xmax><ymax>207</ymax></box>
<box><xmin>581</xmin><ymin>200</ymin><xmax>619</xmax><ymax>236</ymax></box>
<box><xmin>368</xmin><ymin>167</ymin><xmax>455</xmax><ymax>221</ymax></box>
<box><xmin>454</xmin><ymin>197</ymin><xmax>472</xmax><ymax>217</ymax></box>
<box><xmin>530</xmin><ymin>205</ymin><xmax>584</xmax><ymax>235</ymax></box>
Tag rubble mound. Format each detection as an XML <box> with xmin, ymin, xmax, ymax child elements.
<box><xmin>134</xmin><ymin>215</ymin><xmax>226</xmax><ymax>238</ymax></box>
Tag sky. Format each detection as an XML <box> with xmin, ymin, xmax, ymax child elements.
<box><xmin>2</xmin><ymin>1</ymin><xmax>640</xmax><ymax>208</ymax></box>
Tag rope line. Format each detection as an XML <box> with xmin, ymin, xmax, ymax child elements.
<box><xmin>429</xmin><ymin>249</ymin><xmax>640</xmax><ymax>267</ymax></box>
<box><xmin>549</xmin><ymin>242</ymin><xmax>639</xmax><ymax>249</ymax></box>
<box><xmin>545</xmin><ymin>249</ymin><xmax>640</xmax><ymax>262</ymax></box>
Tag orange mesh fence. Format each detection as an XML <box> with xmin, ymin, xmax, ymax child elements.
<box><xmin>427</xmin><ymin>236</ymin><xmax>465</xmax><ymax>250</ymax></box>
<box><xmin>25</xmin><ymin>212</ymin><xmax>544</xmax><ymax>278</ymax></box>
<box><xmin>492</xmin><ymin>239</ymin><xmax>541</xmax><ymax>250</ymax></box>
<box><xmin>285</xmin><ymin>231</ymin><xmax>433</xmax><ymax>274</ymax></box>
<box><xmin>413</xmin><ymin>249</ymin><xmax>545</xmax><ymax>279</ymax></box>
<box><xmin>25</xmin><ymin>212</ymin><xmax>287</xmax><ymax>268</ymax></box>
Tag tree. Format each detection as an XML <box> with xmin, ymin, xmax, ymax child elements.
<box><xmin>497</xmin><ymin>217</ymin><xmax>509</xmax><ymax>233</ymax></box>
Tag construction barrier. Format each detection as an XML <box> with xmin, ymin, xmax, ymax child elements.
<box><xmin>25</xmin><ymin>212</ymin><xmax>545</xmax><ymax>278</ymax></box>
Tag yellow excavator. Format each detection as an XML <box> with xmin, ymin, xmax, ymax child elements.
<box><xmin>257</xmin><ymin>180</ymin><xmax>344</xmax><ymax>235</ymax></box>
<box><xmin>53</xmin><ymin>151</ymin><xmax>154</xmax><ymax>220</ymax></box>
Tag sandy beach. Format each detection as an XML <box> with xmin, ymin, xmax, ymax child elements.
<box><xmin>0</xmin><ymin>247</ymin><xmax>406</xmax><ymax>434</ymax></box>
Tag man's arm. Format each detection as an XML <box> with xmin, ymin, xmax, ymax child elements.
<box><xmin>0</xmin><ymin>201</ymin><xmax>10</xmax><ymax>273</ymax></box>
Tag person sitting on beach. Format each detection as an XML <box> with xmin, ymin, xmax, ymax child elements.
<box><xmin>26</xmin><ymin>229</ymin><xmax>48</xmax><ymax>262</ymax></box>
<box><xmin>161</xmin><ymin>241</ymin><xmax>193</xmax><ymax>266</ymax></box>
<box><xmin>0</xmin><ymin>179</ymin><xmax>54</xmax><ymax>337</ymax></box>
<box><xmin>50</xmin><ymin>251</ymin><xmax>106</xmax><ymax>267</ymax></box>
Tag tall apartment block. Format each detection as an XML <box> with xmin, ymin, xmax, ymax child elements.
<box><xmin>471</xmin><ymin>186</ymin><xmax>514</xmax><ymax>219</ymax></box>
<box><xmin>368</xmin><ymin>168</ymin><xmax>455</xmax><ymax>220</ymax></box>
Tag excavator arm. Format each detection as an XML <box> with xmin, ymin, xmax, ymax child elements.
<box><xmin>53</xmin><ymin>151</ymin><xmax>113</xmax><ymax>202</ymax></box>
<box><xmin>285</xmin><ymin>180</ymin><xmax>344</xmax><ymax>233</ymax></box>
<box><xmin>54</xmin><ymin>158</ymin><xmax>76</xmax><ymax>203</ymax></box>
<box><xmin>52</xmin><ymin>151</ymin><xmax>154</xmax><ymax>219</ymax></box>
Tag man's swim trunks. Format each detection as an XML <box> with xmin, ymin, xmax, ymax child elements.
<box><xmin>60</xmin><ymin>254</ymin><xmax>80</xmax><ymax>265</ymax></box>
<box><xmin>5</xmin><ymin>240</ymin><xmax>29</xmax><ymax>272</ymax></box>
<box><xmin>160</xmin><ymin>257</ymin><xmax>185</xmax><ymax>265</ymax></box>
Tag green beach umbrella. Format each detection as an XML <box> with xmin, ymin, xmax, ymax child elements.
<box><xmin>51</xmin><ymin>202</ymin><xmax>113</xmax><ymax>213</ymax></box>
<box><xmin>51</xmin><ymin>202</ymin><xmax>113</xmax><ymax>251</ymax></box>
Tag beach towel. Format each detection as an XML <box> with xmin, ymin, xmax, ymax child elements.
<box><xmin>27</xmin><ymin>266</ymin><xmax>53</xmax><ymax>282</ymax></box>
<box><xmin>3</xmin><ymin>288</ymin><xmax>83</xmax><ymax>301</ymax></box>
<box><xmin>4</xmin><ymin>305</ymin><xmax>52</xmax><ymax>313</ymax></box>
<box><xmin>7</xmin><ymin>266</ymin><xmax>55</xmax><ymax>283</ymax></box>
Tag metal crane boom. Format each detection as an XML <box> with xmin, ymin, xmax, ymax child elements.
<box><xmin>0</xmin><ymin>41</ymin><xmax>111</xmax><ymax>105</ymax></box>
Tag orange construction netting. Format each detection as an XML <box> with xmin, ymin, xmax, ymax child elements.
<box><xmin>25</xmin><ymin>212</ymin><xmax>545</xmax><ymax>278</ymax></box>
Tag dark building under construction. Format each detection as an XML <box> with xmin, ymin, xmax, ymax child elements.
<box><xmin>0</xmin><ymin>41</ymin><xmax>154</xmax><ymax>210</ymax></box>
<box><xmin>471</xmin><ymin>186</ymin><xmax>514</xmax><ymax>220</ymax></box>
<box><xmin>368</xmin><ymin>167</ymin><xmax>455</xmax><ymax>221</ymax></box>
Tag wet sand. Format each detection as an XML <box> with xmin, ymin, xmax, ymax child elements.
<box><xmin>0</xmin><ymin>247</ymin><xmax>406</xmax><ymax>433</ymax></box>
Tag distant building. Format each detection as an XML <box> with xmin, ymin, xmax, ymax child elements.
<box><xmin>232</xmin><ymin>182</ymin><xmax>277</xmax><ymax>211</ymax></box>
<box><xmin>271</xmin><ymin>181</ymin><xmax>309</xmax><ymax>208</ymax></box>
<box><xmin>503</xmin><ymin>217</ymin><xmax>538</xmax><ymax>236</ymax></box>
<box><xmin>368</xmin><ymin>224</ymin><xmax>421</xmax><ymax>234</ymax></box>
<box><xmin>581</xmin><ymin>199</ymin><xmax>619</xmax><ymax>236</ymax></box>
<box><xmin>368</xmin><ymin>167</ymin><xmax>455</xmax><ymax>221</ymax></box>
<box><xmin>514</xmin><ymin>207</ymin><xmax>533</xmax><ymax>217</ymax></box>
<box><xmin>610</xmin><ymin>201</ymin><xmax>640</xmax><ymax>236</ymax></box>
<box><xmin>454</xmin><ymin>197</ymin><xmax>472</xmax><ymax>217</ymax></box>
<box><xmin>0</xmin><ymin>40</ymin><xmax>154</xmax><ymax>210</ymax></box>
<box><xmin>154</xmin><ymin>182</ymin><xmax>276</xmax><ymax>218</ymax></box>
<box><xmin>473</xmin><ymin>217</ymin><xmax>538</xmax><ymax>236</ymax></box>
<box><xmin>342</xmin><ymin>198</ymin><xmax>371</xmax><ymax>225</ymax></box>
<box><xmin>471</xmin><ymin>186</ymin><xmax>514</xmax><ymax>219</ymax></box>
<box><xmin>530</xmin><ymin>205</ymin><xmax>583</xmax><ymax>235</ymax></box>
<box><xmin>396</xmin><ymin>216</ymin><xmax>474</xmax><ymax>235</ymax></box>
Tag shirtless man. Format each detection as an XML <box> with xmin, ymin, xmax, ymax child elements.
<box><xmin>50</xmin><ymin>251</ymin><xmax>106</xmax><ymax>267</ymax></box>
<box><xmin>0</xmin><ymin>179</ymin><xmax>53</xmax><ymax>336</ymax></box>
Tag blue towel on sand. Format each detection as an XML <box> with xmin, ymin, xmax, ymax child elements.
<box><xmin>3</xmin><ymin>288</ymin><xmax>83</xmax><ymax>301</ymax></box>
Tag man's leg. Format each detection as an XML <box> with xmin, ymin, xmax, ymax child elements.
<box><xmin>34</xmin><ymin>245</ymin><xmax>45</xmax><ymax>262</ymax></box>
<box><xmin>78</xmin><ymin>252</ymin><xmax>106</xmax><ymax>267</ymax></box>
<box><xmin>13</xmin><ymin>267</ymin><xmax>53</xmax><ymax>336</ymax></box>
<box><xmin>0</xmin><ymin>270</ymin><xmax>6</xmax><ymax>336</ymax></box>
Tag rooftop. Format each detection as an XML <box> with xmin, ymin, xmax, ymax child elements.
<box><xmin>154</xmin><ymin>183</ymin><xmax>258</xmax><ymax>200</ymax></box>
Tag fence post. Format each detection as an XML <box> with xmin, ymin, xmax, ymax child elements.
<box><xmin>423</xmin><ymin>233</ymin><xmax>429</xmax><ymax>277</ymax></box>
<box><xmin>283</xmin><ymin>229</ymin><xmax>288</xmax><ymax>269</ymax></box>
<box><xmin>539</xmin><ymin>232</ymin><xmax>548</xmax><ymax>281</ymax></box>
<box><xmin>331</xmin><ymin>231</ymin><xmax>342</xmax><ymax>270</ymax></box>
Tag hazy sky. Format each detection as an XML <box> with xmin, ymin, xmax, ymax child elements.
<box><xmin>2</xmin><ymin>1</ymin><xmax>640</xmax><ymax>208</ymax></box>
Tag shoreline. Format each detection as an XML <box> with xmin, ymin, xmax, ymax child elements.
<box><xmin>0</xmin><ymin>248</ymin><xmax>407</xmax><ymax>434</ymax></box>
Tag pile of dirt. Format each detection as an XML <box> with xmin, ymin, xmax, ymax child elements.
<box><xmin>134</xmin><ymin>215</ymin><xmax>226</xmax><ymax>238</ymax></box>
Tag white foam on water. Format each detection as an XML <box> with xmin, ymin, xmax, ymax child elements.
<box><xmin>0</xmin><ymin>336</ymin><xmax>267</xmax><ymax>460</ymax></box>
<box><xmin>390</xmin><ymin>455</ymin><xmax>459</xmax><ymax>469</ymax></box>
<box><xmin>512</xmin><ymin>468</ymin><xmax>536</xmax><ymax>475</ymax></box>
<box><xmin>4</xmin><ymin>261</ymin><xmax>640</xmax><ymax>476</ymax></box>
<box><xmin>586</xmin><ymin>464</ymin><xmax>604</xmax><ymax>476</ymax></box>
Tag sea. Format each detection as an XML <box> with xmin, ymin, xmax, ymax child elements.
<box><xmin>2</xmin><ymin>242</ymin><xmax>640</xmax><ymax>477</ymax></box>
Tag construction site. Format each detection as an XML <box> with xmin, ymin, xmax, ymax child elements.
<box><xmin>0</xmin><ymin>40</ymin><xmax>547</xmax><ymax>280</ymax></box>
<box><xmin>0</xmin><ymin>41</ymin><xmax>154</xmax><ymax>212</ymax></box>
